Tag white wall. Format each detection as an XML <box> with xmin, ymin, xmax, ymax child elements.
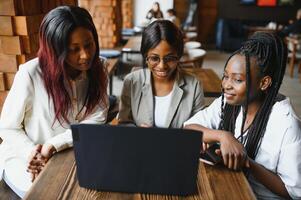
<box><xmin>133</xmin><ymin>0</ymin><xmax>174</xmax><ymax>26</ymax></box>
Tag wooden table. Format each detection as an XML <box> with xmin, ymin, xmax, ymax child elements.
<box><xmin>24</xmin><ymin>149</ymin><xmax>255</xmax><ymax>200</ymax></box>
<box><xmin>122</xmin><ymin>36</ymin><xmax>142</xmax><ymax>54</ymax></box>
<box><xmin>122</xmin><ymin>36</ymin><xmax>142</xmax><ymax>61</ymax></box>
<box><xmin>182</xmin><ymin>68</ymin><xmax>222</xmax><ymax>97</ymax></box>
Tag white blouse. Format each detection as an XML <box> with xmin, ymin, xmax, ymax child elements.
<box><xmin>154</xmin><ymin>90</ymin><xmax>173</xmax><ymax>128</ymax></box>
<box><xmin>0</xmin><ymin>58</ymin><xmax>108</xmax><ymax>179</ymax></box>
<box><xmin>184</xmin><ymin>96</ymin><xmax>301</xmax><ymax>199</ymax></box>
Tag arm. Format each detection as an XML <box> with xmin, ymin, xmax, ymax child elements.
<box><xmin>45</xmin><ymin>100</ymin><xmax>109</xmax><ymax>152</ymax></box>
<box><xmin>0</xmin><ymin>67</ymin><xmax>36</xmax><ymax>160</ymax></box>
<box><xmin>146</xmin><ymin>10</ymin><xmax>153</xmax><ymax>20</ymax></box>
<box><xmin>185</xmin><ymin>124</ymin><xmax>246</xmax><ymax>170</ymax></box>
<box><xmin>246</xmin><ymin>159</ymin><xmax>290</xmax><ymax>199</ymax></box>
<box><xmin>190</xmin><ymin>79</ymin><xmax>205</xmax><ymax>116</ymax></box>
<box><xmin>250</xmin><ymin>120</ymin><xmax>301</xmax><ymax>199</ymax></box>
<box><xmin>117</xmin><ymin>76</ymin><xmax>136</xmax><ymax>126</ymax></box>
<box><xmin>184</xmin><ymin>97</ymin><xmax>246</xmax><ymax>170</ymax></box>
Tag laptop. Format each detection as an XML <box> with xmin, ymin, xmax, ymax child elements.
<box><xmin>71</xmin><ymin>124</ymin><xmax>202</xmax><ymax>196</ymax></box>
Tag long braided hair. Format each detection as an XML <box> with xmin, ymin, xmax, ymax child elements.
<box><xmin>219</xmin><ymin>32</ymin><xmax>287</xmax><ymax>160</ymax></box>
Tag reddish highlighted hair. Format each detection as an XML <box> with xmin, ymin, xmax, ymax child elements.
<box><xmin>38</xmin><ymin>6</ymin><xmax>108</xmax><ymax>125</ymax></box>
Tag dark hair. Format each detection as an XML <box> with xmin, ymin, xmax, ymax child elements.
<box><xmin>140</xmin><ymin>19</ymin><xmax>184</xmax><ymax>68</ymax></box>
<box><xmin>154</xmin><ymin>2</ymin><xmax>161</xmax><ymax>9</ymax></box>
<box><xmin>219</xmin><ymin>32</ymin><xmax>287</xmax><ymax>159</ymax></box>
<box><xmin>38</xmin><ymin>6</ymin><xmax>108</xmax><ymax>125</ymax></box>
<box><xmin>167</xmin><ymin>9</ymin><xmax>176</xmax><ymax>16</ymax></box>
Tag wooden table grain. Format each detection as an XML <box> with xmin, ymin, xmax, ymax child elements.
<box><xmin>24</xmin><ymin>149</ymin><xmax>256</xmax><ymax>200</ymax></box>
<box><xmin>182</xmin><ymin>68</ymin><xmax>222</xmax><ymax>97</ymax></box>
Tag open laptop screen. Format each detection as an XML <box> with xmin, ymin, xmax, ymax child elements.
<box><xmin>71</xmin><ymin>124</ymin><xmax>202</xmax><ymax>196</ymax></box>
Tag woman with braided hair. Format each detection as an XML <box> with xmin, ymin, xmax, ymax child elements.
<box><xmin>184</xmin><ymin>32</ymin><xmax>301</xmax><ymax>199</ymax></box>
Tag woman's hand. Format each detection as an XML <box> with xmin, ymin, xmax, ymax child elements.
<box><xmin>40</xmin><ymin>143</ymin><xmax>56</xmax><ymax>160</ymax></box>
<box><xmin>27</xmin><ymin>143</ymin><xmax>56</xmax><ymax>182</ymax></box>
<box><xmin>140</xmin><ymin>123</ymin><xmax>151</xmax><ymax>128</ymax></box>
<box><xmin>27</xmin><ymin>144</ymin><xmax>46</xmax><ymax>182</ymax></box>
<box><xmin>217</xmin><ymin>131</ymin><xmax>247</xmax><ymax>170</ymax></box>
<box><xmin>202</xmin><ymin>142</ymin><xmax>209</xmax><ymax>153</ymax></box>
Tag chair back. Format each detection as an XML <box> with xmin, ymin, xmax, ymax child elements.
<box><xmin>184</xmin><ymin>41</ymin><xmax>201</xmax><ymax>49</ymax></box>
<box><xmin>286</xmin><ymin>36</ymin><xmax>301</xmax><ymax>77</ymax></box>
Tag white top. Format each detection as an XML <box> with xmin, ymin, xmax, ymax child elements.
<box><xmin>0</xmin><ymin>58</ymin><xmax>108</xmax><ymax>179</ymax></box>
<box><xmin>184</xmin><ymin>96</ymin><xmax>301</xmax><ymax>199</ymax></box>
<box><xmin>154</xmin><ymin>90</ymin><xmax>173</xmax><ymax>128</ymax></box>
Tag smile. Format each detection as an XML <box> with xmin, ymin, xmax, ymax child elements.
<box><xmin>153</xmin><ymin>70</ymin><xmax>168</xmax><ymax>77</ymax></box>
<box><xmin>224</xmin><ymin>93</ymin><xmax>235</xmax><ymax>99</ymax></box>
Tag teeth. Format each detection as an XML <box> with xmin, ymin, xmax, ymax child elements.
<box><xmin>155</xmin><ymin>71</ymin><xmax>167</xmax><ymax>76</ymax></box>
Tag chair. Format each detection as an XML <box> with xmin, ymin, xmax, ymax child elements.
<box><xmin>180</xmin><ymin>49</ymin><xmax>206</xmax><ymax>68</ymax></box>
<box><xmin>185</xmin><ymin>32</ymin><xmax>198</xmax><ymax>41</ymax></box>
<box><xmin>184</xmin><ymin>41</ymin><xmax>201</xmax><ymax>50</ymax></box>
<box><xmin>286</xmin><ymin>36</ymin><xmax>301</xmax><ymax>78</ymax></box>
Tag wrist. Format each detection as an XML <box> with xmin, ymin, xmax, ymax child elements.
<box><xmin>217</xmin><ymin>130</ymin><xmax>226</xmax><ymax>143</ymax></box>
<box><xmin>42</xmin><ymin>143</ymin><xmax>57</xmax><ymax>158</ymax></box>
<box><xmin>49</xmin><ymin>144</ymin><xmax>57</xmax><ymax>154</ymax></box>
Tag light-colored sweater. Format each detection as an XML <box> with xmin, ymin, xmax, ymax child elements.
<box><xmin>0</xmin><ymin>58</ymin><xmax>108</xmax><ymax>179</ymax></box>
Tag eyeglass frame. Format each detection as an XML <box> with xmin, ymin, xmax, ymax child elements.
<box><xmin>145</xmin><ymin>55</ymin><xmax>180</xmax><ymax>68</ymax></box>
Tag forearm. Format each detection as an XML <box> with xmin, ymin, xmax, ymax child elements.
<box><xmin>45</xmin><ymin>129</ymin><xmax>72</xmax><ymax>152</ymax></box>
<box><xmin>248</xmin><ymin>160</ymin><xmax>290</xmax><ymax>199</ymax></box>
<box><xmin>117</xmin><ymin>106</ymin><xmax>134</xmax><ymax>125</ymax></box>
<box><xmin>184</xmin><ymin>124</ymin><xmax>223</xmax><ymax>144</ymax></box>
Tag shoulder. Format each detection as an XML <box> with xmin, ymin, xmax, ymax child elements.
<box><xmin>270</xmin><ymin>96</ymin><xmax>300</xmax><ymax>122</ymax></box>
<box><xmin>180</xmin><ymin>73</ymin><xmax>202</xmax><ymax>89</ymax></box>
<box><xmin>182</xmin><ymin>73</ymin><xmax>199</xmax><ymax>83</ymax></box>
<box><xmin>268</xmin><ymin>96</ymin><xmax>301</xmax><ymax>140</ymax></box>
<box><xmin>124</xmin><ymin>68</ymin><xmax>148</xmax><ymax>84</ymax></box>
<box><xmin>17</xmin><ymin>58</ymin><xmax>41</xmax><ymax>80</ymax></box>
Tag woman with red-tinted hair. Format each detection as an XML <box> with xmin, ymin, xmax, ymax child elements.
<box><xmin>0</xmin><ymin>6</ymin><xmax>108</xmax><ymax>197</ymax></box>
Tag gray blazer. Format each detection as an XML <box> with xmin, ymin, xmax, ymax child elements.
<box><xmin>118</xmin><ymin>68</ymin><xmax>205</xmax><ymax>128</ymax></box>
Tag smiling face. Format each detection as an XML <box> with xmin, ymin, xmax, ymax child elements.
<box><xmin>65</xmin><ymin>27</ymin><xmax>96</xmax><ymax>75</ymax></box>
<box><xmin>146</xmin><ymin>40</ymin><xmax>179</xmax><ymax>82</ymax></box>
<box><xmin>222</xmin><ymin>54</ymin><xmax>265</xmax><ymax>106</ymax></box>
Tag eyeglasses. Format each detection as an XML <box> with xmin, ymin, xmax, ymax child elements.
<box><xmin>146</xmin><ymin>55</ymin><xmax>179</xmax><ymax>68</ymax></box>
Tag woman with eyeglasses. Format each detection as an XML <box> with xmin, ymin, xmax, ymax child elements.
<box><xmin>118</xmin><ymin>20</ymin><xmax>205</xmax><ymax>128</ymax></box>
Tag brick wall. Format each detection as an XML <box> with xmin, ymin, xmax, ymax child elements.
<box><xmin>79</xmin><ymin>0</ymin><xmax>122</xmax><ymax>48</ymax></box>
<box><xmin>0</xmin><ymin>0</ymin><xmax>77</xmax><ymax>113</ymax></box>
<box><xmin>122</xmin><ymin>0</ymin><xmax>133</xmax><ymax>28</ymax></box>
